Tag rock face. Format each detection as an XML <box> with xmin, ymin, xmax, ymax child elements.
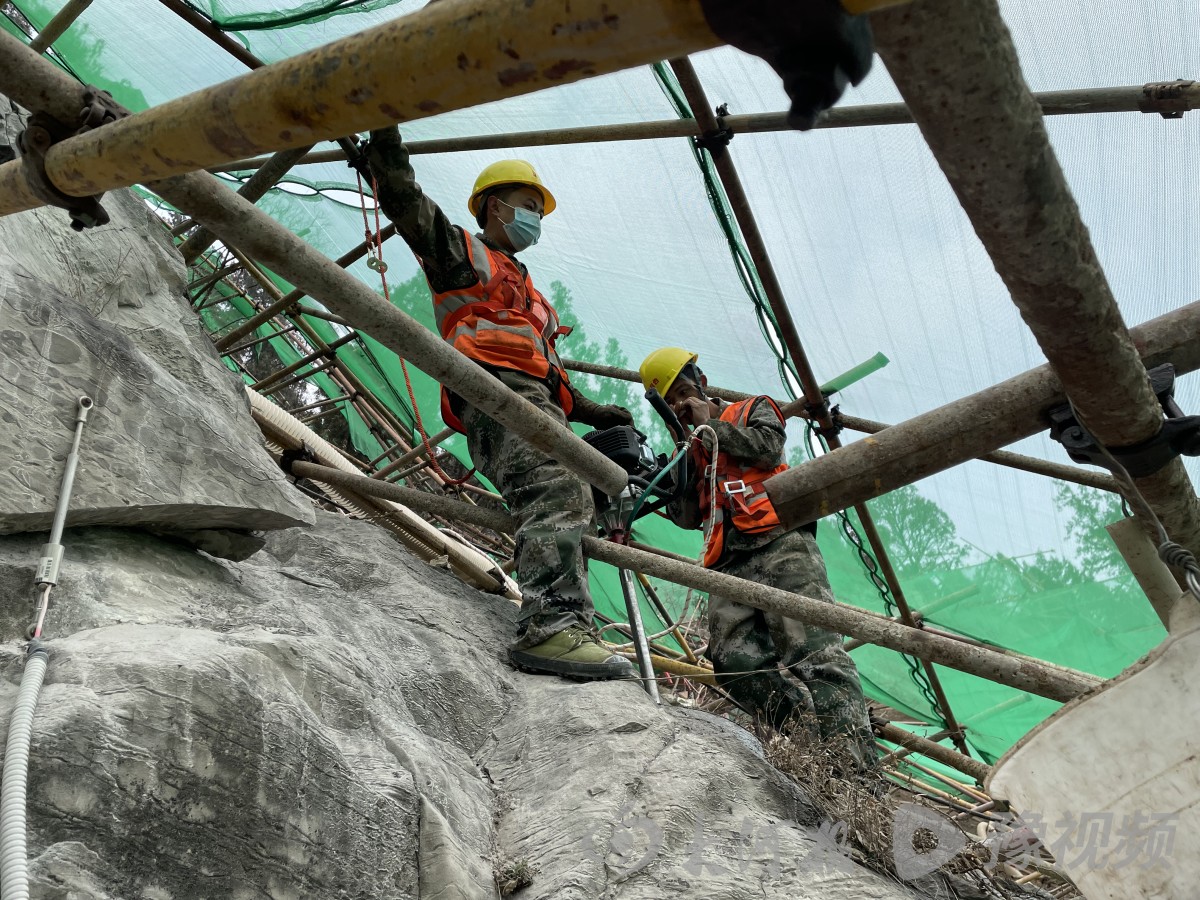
<box><xmin>0</xmin><ymin>515</ymin><xmax>929</xmax><ymax>899</ymax></box>
<box><xmin>0</xmin><ymin>96</ymin><xmax>313</xmax><ymax>544</ymax></box>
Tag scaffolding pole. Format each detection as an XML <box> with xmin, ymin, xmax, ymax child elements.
<box><xmin>156</xmin><ymin>0</ymin><xmax>262</xmax><ymax>71</ymax></box>
<box><xmin>27</xmin><ymin>0</ymin><xmax>92</xmax><ymax>54</ymax></box>
<box><xmin>562</xmin><ymin>357</ymin><xmax>1121</xmax><ymax>493</ymax></box>
<box><xmin>286</xmin><ymin>459</ymin><xmax>1098</xmax><ymax>704</ymax></box>
<box><xmin>842</xmin><ymin>0</ymin><xmax>1200</xmax><ymax>562</ymax></box>
<box><xmin>763</xmin><ymin>299</ymin><xmax>1200</xmax><ymax>529</ymax></box>
<box><xmin>212</xmin><ymin>224</ymin><xmax>396</xmax><ymax>351</ymax></box>
<box><xmin>0</xmin><ymin>0</ymin><xmax>721</xmax><ymax>209</ymax></box>
<box><xmin>178</xmin><ymin>143</ymin><xmax>315</xmax><ymax>264</ymax></box>
<box><xmin>668</xmin><ymin>56</ymin><xmax>970</xmax><ymax>756</ymax></box>
<box><xmin>210</xmin><ymin>80</ymin><xmax>1200</xmax><ymax>173</ymax></box>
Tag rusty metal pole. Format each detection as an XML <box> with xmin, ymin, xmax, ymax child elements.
<box><xmin>562</xmin><ymin>357</ymin><xmax>1121</xmax><ymax>493</ymax></box>
<box><xmin>27</xmin><ymin>0</ymin><xmax>93</xmax><ymax>54</ymax></box>
<box><xmin>0</xmin><ymin>0</ymin><xmax>722</xmax><ymax>210</ymax></box>
<box><xmin>210</xmin><ymin>80</ymin><xmax>1200</xmax><ymax>172</ymax></box>
<box><xmin>669</xmin><ymin>55</ymin><xmax>971</xmax><ymax>754</ymax></box>
<box><xmin>871</xmin><ymin>0</ymin><xmax>1200</xmax><ymax>562</ymax></box>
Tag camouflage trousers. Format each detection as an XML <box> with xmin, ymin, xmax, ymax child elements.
<box><xmin>461</xmin><ymin>370</ymin><xmax>596</xmax><ymax>650</ymax></box>
<box><xmin>709</xmin><ymin>528</ymin><xmax>877</xmax><ymax>768</ymax></box>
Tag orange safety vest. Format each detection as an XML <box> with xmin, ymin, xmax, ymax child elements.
<box><xmin>430</xmin><ymin>227</ymin><xmax>574</xmax><ymax>433</ymax></box>
<box><xmin>691</xmin><ymin>397</ymin><xmax>789</xmax><ymax>567</ymax></box>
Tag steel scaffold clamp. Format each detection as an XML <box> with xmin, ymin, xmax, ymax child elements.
<box><xmin>1139</xmin><ymin>79</ymin><xmax>1197</xmax><ymax>119</ymax></box>
<box><xmin>15</xmin><ymin>86</ymin><xmax>127</xmax><ymax>231</ymax></box>
<box><xmin>1048</xmin><ymin>363</ymin><xmax>1200</xmax><ymax>477</ymax></box>
<box><xmin>694</xmin><ymin>103</ymin><xmax>735</xmax><ymax>154</ymax></box>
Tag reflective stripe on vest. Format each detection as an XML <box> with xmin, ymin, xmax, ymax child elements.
<box><xmin>429</xmin><ymin>226</ymin><xmax>574</xmax><ymax>433</ymax></box>
<box><xmin>693</xmin><ymin>397</ymin><xmax>788</xmax><ymax>567</ymax></box>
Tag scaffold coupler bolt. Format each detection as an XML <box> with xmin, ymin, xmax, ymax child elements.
<box><xmin>16</xmin><ymin>87</ymin><xmax>127</xmax><ymax>231</ymax></box>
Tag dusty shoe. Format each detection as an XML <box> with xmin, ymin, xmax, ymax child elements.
<box><xmin>509</xmin><ymin>626</ymin><xmax>636</xmax><ymax>681</ymax></box>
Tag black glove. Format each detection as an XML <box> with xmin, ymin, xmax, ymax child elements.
<box><xmin>699</xmin><ymin>0</ymin><xmax>874</xmax><ymax>130</ymax></box>
<box><xmin>346</xmin><ymin>135</ymin><xmax>373</xmax><ymax>180</ymax></box>
<box><xmin>570</xmin><ymin>391</ymin><xmax>634</xmax><ymax>430</ymax></box>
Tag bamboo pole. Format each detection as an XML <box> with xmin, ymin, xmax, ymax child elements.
<box><xmin>210</xmin><ymin>80</ymin><xmax>1200</xmax><ymax>172</ymax></box>
<box><xmin>27</xmin><ymin>0</ymin><xmax>92</xmax><ymax>54</ymax></box>
<box><xmin>372</xmin><ymin>426</ymin><xmax>456</xmax><ymax>479</ymax></box>
<box><xmin>832</xmin><ymin>413</ymin><xmax>1120</xmax><ymax>493</ymax></box>
<box><xmin>178</xmin><ymin>144</ymin><xmax>315</xmax><ymax>264</ymax></box>
<box><xmin>763</xmin><ymin>298</ymin><xmax>1200</xmax><ymax>529</ymax></box>
<box><xmin>286</xmin><ymin>393</ymin><xmax>354</xmax><ymax>416</ymax></box>
<box><xmin>249</xmin><ymin>330</ymin><xmax>359</xmax><ymax>394</ymax></box>
<box><xmin>668</xmin><ymin>55</ymin><xmax>970</xmax><ymax>756</ymax></box>
<box><xmin>876</xmin><ymin>727</ymin><xmax>954</xmax><ymax>767</ymax></box>
<box><xmin>260</xmin><ymin>358</ymin><xmax>339</xmax><ymax>397</ymax></box>
<box><xmin>0</xmin><ymin>0</ymin><xmax>721</xmax><ymax>208</ymax></box>
<box><xmin>614</xmin><ymin>652</ymin><xmax>716</xmax><ymax>686</ymax></box>
<box><xmin>871</xmin><ymin>0</ymin><xmax>1200</xmax><ymax>562</ymax></box>
<box><xmin>212</xmin><ymin>224</ymin><xmax>396</xmax><ymax>351</ymax></box>
<box><xmin>899</xmin><ymin>756</ymin><xmax>991</xmax><ymax>801</ymax></box>
<box><xmin>156</xmin><ymin>0</ymin><xmax>263</xmax><ymax>70</ymax></box>
<box><xmin>285</xmin><ymin>459</ymin><xmax>1101</xmax><ymax>704</ymax></box>
<box><xmin>875</xmin><ymin>721</ymin><xmax>990</xmax><ymax>783</ymax></box>
<box><xmin>221</xmin><ymin>323</ymin><xmax>299</xmax><ymax>357</ymax></box>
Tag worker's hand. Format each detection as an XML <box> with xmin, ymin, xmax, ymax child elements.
<box><xmin>578</xmin><ymin>403</ymin><xmax>635</xmax><ymax>430</ymax></box>
<box><xmin>346</xmin><ymin>136</ymin><xmax>373</xmax><ymax>180</ymax></box>
<box><xmin>674</xmin><ymin>397</ymin><xmax>711</xmax><ymax>429</ymax></box>
<box><xmin>570</xmin><ymin>389</ymin><xmax>634</xmax><ymax>429</ymax></box>
<box><xmin>698</xmin><ymin>0</ymin><xmax>874</xmax><ymax>130</ymax></box>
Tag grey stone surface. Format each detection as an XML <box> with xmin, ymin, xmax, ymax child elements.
<box><xmin>0</xmin><ymin>98</ymin><xmax>313</xmax><ymax>539</ymax></box>
<box><xmin>0</xmin><ymin>514</ymin><xmax>934</xmax><ymax>899</ymax></box>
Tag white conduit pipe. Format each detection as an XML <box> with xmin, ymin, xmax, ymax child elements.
<box><xmin>0</xmin><ymin>641</ymin><xmax>49</xmax><ymax>900</ymax></box>
<box><xmin>246</xmin><ymin>389</ymin><xmax>519</xmax><ymax>601</ymax></box>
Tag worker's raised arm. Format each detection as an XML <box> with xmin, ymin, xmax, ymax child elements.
<box><xmin>364</xmin><ymin>125</ymin><xmax>478</xmax><ymax>293</ymax></box>
<box><xmin>697</xmin><ymin>398</ymin><xmax>787</xmax><ymax>469</ymax></box>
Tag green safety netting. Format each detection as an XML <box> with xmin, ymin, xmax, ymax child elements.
<box><xmin>6</xmin><ymin>0</ymin><xmax>1199</xmax><ymax>772</ymax></box>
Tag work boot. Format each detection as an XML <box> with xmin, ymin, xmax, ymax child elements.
<box><xmin>509</xmin><ymin>625</ymin><xmax>636</xmax><ymax>681</ymax></box>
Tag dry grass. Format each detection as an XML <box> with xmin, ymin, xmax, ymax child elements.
<box><xmin>495</xmin><ymin>858</ymin><xmax>539</xmax><ymax>897</ymax></box>
<box><xmin>760</xmin><ymin>718</ymin><xmax>1082</xmax><ymax>900</ymax></box>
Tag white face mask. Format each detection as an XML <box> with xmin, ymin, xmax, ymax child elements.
<box><xmin>497</xmin><ymin>199</ymin><xmax>542</xmax><ymax>251</ymax></box>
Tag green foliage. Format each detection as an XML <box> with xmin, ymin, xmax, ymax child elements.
<box><xmin>864</xmin><ymin>485</ymin><xmax>969</xmax><ymax>581</ymax></box>
<box><xmin>1052</xmin><ymin>480</ymin><xmax>1128</xmax><ymax>581</ymax></box>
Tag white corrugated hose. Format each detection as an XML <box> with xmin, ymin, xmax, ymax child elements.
<box><xmin>0</xmin><ymin>641</ymin><xmax>49</xmax><ymax>900</ymax></box>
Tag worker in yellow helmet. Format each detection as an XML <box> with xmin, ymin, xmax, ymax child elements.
<box><xmin>360</xmin><ymin>126</ymin><xmax>633</xmax><ymax>681</ymax></box>
<box><xmin>640</xmin><ymin>347</ymin><xmax>876</xmax><ymax>769</ymax></box>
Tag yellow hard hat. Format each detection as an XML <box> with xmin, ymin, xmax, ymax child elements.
<box><xmin>468</xmin><ymin>160</ymin><xmax>557</xmax><ymax>218</ymax></box>
<box><xmin>640</xmin><ymin>347</ymin><xmax>698</xmax><ymax>397</ymax></box>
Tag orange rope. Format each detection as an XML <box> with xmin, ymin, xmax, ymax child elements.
<box><xmin>356</xmin><ymin>171</ymin><xmax>475</xmax><ymax>488</ymax></box>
